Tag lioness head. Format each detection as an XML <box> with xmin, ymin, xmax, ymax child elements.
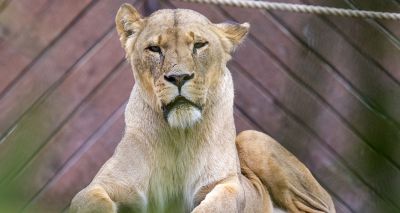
<box><xmin>116</xmin><ymin>4</ymin><xmax>249</xmax><ymax>129</ymax></box>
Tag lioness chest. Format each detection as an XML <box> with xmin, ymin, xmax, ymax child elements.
<box><xmin>144</xmin><ymin>138</ymin><xmax>206</xmax><ymax>213</ymax></box>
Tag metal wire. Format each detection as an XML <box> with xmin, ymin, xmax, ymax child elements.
<box><xmin>179</xmin><ymin>0</ymin><xmax>400</xmax><ymax>20</ymax></box>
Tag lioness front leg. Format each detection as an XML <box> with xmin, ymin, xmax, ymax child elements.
<box><xmin>236</xmin><ymin>130</ymin><xmax>335</xmax><ymax>213</ymax></box>
<box><xmin>192</xmin><ymin>176</ymin><xmax>245</xmax><ymax>213</ymax></box>
<box><xmin>70</xmin><ymin>184</ymin><xmax>116</xmax><ymax>213</ymax></box>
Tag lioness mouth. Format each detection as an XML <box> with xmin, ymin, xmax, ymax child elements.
<box><xmin>162</xmin><ymin>96</ymin><xmax>202</xmax><ymax>119</ymax></box>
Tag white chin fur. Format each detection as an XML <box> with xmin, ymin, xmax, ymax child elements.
<box><xmin>167</xmin><ymin>105</ymin><xmax>202</xmax><ymax>129</ymax></box>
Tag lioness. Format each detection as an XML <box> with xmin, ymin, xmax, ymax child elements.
<box><xmin>70</xmin><ymin>3</ymin><xmax>335</xmax><ymax>213</ymax></box>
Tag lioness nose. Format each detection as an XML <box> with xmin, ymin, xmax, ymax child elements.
<box><xmin>164</xmin><ymin>73</ymin><xmax>194</xmax><ymax>88</ymax></box>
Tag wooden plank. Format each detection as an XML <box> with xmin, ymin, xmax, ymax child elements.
<box><xmin>0</xmin><ymin>0</ymin><xmax>131</xmax><ymax>139</ymax></box>
<box><xmin>25</xmin><ymin>106</ymin><xmax>126</xmax><ymax>213</ymax></box>
<box><xmin>0</xmin><ymin>0</ymin><xmax>92</xmax><ymax>56</ymax></box>
<box><xmin>341</xmin><ymin>0</ymin><xmax>400</xmax><ymax>39</ymax></box>
<box><xmin>0</xmin><ymin>0</ymin><xmax>94</xmax><ymax>95</ymax></box>
<box><xmin>8</xmin><ymin>62</ymin><xmax>132</xmax><ymax>211</ymax></box>
<box><xmin>0</xmin><ymin>41</ymin><xmax>31</xmax><ymax>94</ymax></box>
<box><xmin>332</xmin><ymin>200</ymin><xmax>353</xmax><ymax>213</ymax></box>
<box><xmin>234</xmin><ymin>107</ymin><xmax>260</xmax><ymax>132</ymax></box>
<box><xmin>0</xmin><ymin>2</ymin><xmax>142</xmax><ymax>209</ymax></box>
<box><xmin>303</xmin><ymin>0</ymin><xmax>400</xmax><ymax>82</ymax></box>
<box><xmin>267</xmin><ymin>1</ymin><xmax>400</xmax><ymax>126</ymax></box>
<box><xmin>211</xmin><ymin>0</ymin><xmax>400</xmax><ymax>168</ymax></box>
<box><xmin>0</xmin><ymin>30</ymin><xmax>124</xmax><ymax>184</ymax></box>
<box><xmin>217</xmin><ymin>5</ymin><xmax>400</xmax><ymax>168</ymax></box>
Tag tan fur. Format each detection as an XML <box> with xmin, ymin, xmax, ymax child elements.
<box><xmin>70</xmin><ymin>4</ymin><xmax>335</xmax><ymax>213</ymax></box>
<box><xmin>236</xmin><ymin>131</ymin><xmax>335</xmax><ymax>213</ymax></box>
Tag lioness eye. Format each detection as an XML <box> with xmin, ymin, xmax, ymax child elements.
<box><xmin>193</xmin><ymin>42</ymin><xmax>208</xmax><ymax>49</ymax></box>
<box><xmin>147</xmin><ymin>46</ymin><xmax>161</xmax><ymax>53</ymax></box>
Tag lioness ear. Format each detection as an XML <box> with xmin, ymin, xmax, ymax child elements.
<box><xmin>215</xmin><ymin>22</ymin><xmax>250</xmax><ymax>53</ymax></box>
<box><xmin>115</xmin><ymin>3</ymin><xmax>144</xmax><ymax>48</ymax></box>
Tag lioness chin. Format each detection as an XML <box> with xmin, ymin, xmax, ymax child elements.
<box><xmin>70</xmin><ymin>3</ymin><xmax>335</xmax><ymax>213</ymax></box>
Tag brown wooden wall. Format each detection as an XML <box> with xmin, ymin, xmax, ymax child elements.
<box><xmin>0</xmin><ymin>0</ymin><xmax>399</xmax><ymax>212</ymax></box>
